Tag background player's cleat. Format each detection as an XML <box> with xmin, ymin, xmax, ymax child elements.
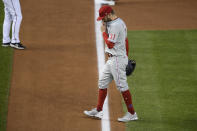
<box><xmin>84</xmin><ymin>108</ymin><xmax>103</xmax><ymax>119</ymax></box>
<box><xmin>118</xmin><ymin>112</ymin><xmax>138</xmax><ymax>122</ymax></box>
<box><xmin>10</xmin><ymin>43</ymin><xmax>26</xmax><ymax>50</ymax></box>
<box><xmin>100</xmin><ymin>0</ymin><xmax>115</xmax><ymax>6</ymax></box>
<box><xmin>2</xmin><ymin>42</ymin><xmax>10</xmax><ymax>47</ymax></box>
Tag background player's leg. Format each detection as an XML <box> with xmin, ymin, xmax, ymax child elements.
<box><xmin>10</xmin><ymin>0</ymin><xmax>22</xmax><ymax>43</ymax></box>
<box><xmin>3</xmin><ymin>7</ymin><xmax>12</xmax><ymax>44</ymax></box>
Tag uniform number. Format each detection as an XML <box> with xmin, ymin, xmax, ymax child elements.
<box><xmin>109</xmin><ymin>34</ymin><xmax>115</xmax><ymax>40</ymax></box>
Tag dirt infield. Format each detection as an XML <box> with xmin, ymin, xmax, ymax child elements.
<box><xmin>6</xmin><ymin>0</ymin><xmax>197</xmax><ymax>131</ymax></box>
<box><xmin>114</xmin><ymin>0</ymin><xmax>197</xmax><ymax>30</ymax></box>
<box><xmin>7</xmin><ymin>0</ymin><xmax>103</xmax><ymax>131</ymax></box>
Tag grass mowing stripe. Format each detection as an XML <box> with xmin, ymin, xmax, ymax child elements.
<box><xmin>0</xmin><ymin>48</ymin><xmax>13</xmax><ymax>131</ymax></box>
<box><xmin>0</xmin><ymin>1</ymin><xmax>14</xmax><ymax>131</ymax></box>
<box><xmin>125</xmin><ymin>30</ymin><xmax>197</xmax><ymax>131</ymax></box>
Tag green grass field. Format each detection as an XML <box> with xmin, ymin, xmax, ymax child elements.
<box><xmin>126</xmin><ymin>30</ymin><xmax>197</xmax><ymax>131</ymax></box>
<box><xmin>1</xmin><ymin>0</ymin><xmax>197</xmax><ymax>130</ymax></box>
<box><xmin>0</xmin><ymin>1</ymin><xmax>13</xmax><ymax>131</ymax></box>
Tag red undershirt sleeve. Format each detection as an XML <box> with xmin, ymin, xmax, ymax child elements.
<box><xmin>102</xmin><ymin>32</ymin><xmax>115</xmax><ymax>49</ymax></box>
<box><xmin>125</xmin><ymin>38</ymin><xmax>129</xmax><ymax>56</ymax></box>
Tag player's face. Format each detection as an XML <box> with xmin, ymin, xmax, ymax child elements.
<box><xmin>102</xmin><ymin>14</ymin><xmax>112</xmax><ymax>22</ymax></box>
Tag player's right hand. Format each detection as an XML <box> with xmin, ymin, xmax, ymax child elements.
<box><xmin>101</xmin><ymin>24</ymin><xmax>106</xmax><ymax>33</ymax></box>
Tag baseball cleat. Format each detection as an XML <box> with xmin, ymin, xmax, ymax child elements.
<box><xmin>100</xmin><ymin>0</ymin><xmax>115</xmax><ymax>6</ymax></box>
<box><xmin>10</xmin><ymin>43</ymin><xmax>26</xmax><ymax>50</ymax></box>
<box><xmin>118</xmin><ymin>112</ymin><xmax>138</xmax><ymax>122</ymax></box>
<box><xmin>2</xmin><ymin>42</ymin><xmax>10</xmax><ymax>47</ymax></box>
<box><xmin>84</xmin><ymin>108</ymin><xmax>103</xmax><ymax>119</ymax></box>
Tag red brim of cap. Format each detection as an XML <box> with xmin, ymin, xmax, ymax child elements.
<box><xmin>97</xmin><ymin>16</ymin><xmax>104</xmax><ymax>21</ymax></box>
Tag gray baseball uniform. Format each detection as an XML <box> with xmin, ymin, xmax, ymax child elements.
<box><xmin>2</xmin><ymin>0</ymin><xmax>22</xmax><ymax>43</ymax></box>
<box><xmin>99</xmin><ymin>18</ymin><xmax>129</xmax><ymax>92</ymax></box>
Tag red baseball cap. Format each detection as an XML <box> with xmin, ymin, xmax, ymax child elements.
<box><xmin>97</xmin><ymin>5</ymin><xmax>113</xmax><ymax>21</ymax></box>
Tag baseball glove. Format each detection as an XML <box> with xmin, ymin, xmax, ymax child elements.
<box><xmin>126</xmin><ymin>59</ymin><xmax>136</xmax><ymax>76</ymax></box>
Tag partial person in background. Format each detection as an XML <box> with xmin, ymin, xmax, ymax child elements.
<box><xmin>101</xmin><ymin>0</ymin><xmax>116</xmax><ymax>6</ymax></box>
<box><xmin>2</xmin><ymin>0</ymin><xmax>25</xmax><ymax>49</ymax></box>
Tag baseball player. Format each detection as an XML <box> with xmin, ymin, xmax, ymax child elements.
<box><xmin>2</xmin><ymin>0</ymin><xmax>25</xmax><ymax>49</ymax></box>
<box><xmin>84</xmin><ymin>5</ymin><xmax>138</xmax><ymax>122</ymax></box>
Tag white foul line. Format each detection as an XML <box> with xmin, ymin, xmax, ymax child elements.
<box><xmin>94</xmin><ymin>1</ymin><xmax>111</xmax><ymax>131</ymax></box>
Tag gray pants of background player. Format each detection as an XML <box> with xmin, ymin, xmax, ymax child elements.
<box><xmin>3</xmin><ymin>0</ymin><xmax>22</xmax><ymax>43</ymax></box>
<box><xmin>99</xmin><ymin>56</ymin><xmax>129</xmax><ymax>92</ymax></box>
